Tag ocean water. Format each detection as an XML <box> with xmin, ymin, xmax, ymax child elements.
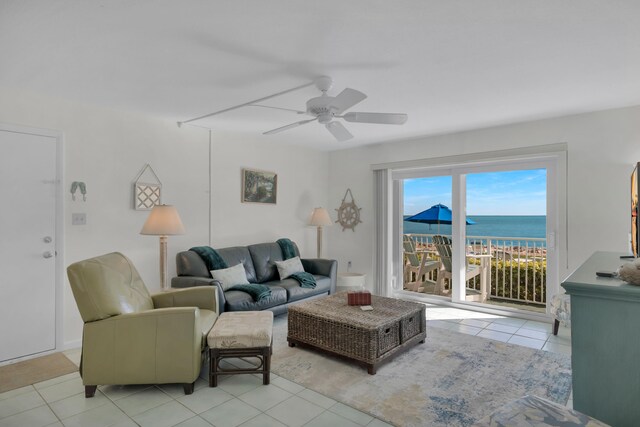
<box><xmin>403</xmin><ymin>215</ymin><xmax>546</xmax><ymax>240</ymax></box>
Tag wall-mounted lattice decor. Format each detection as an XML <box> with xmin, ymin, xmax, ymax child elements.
<box><xmin>133</xmin><ymin>164</ymin><xmax>162</xmax><ymax>210</ymax></box>
<box><xmin>135</xmin><ymin>183</ymin><xmax>161</xmax><ymax>210</ymax></box>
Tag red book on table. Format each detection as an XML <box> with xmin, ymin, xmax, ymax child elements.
<box><xmin>347</xmin><ymin>290</ymin><xmax>371</xmax><ymax>306</ymax></box>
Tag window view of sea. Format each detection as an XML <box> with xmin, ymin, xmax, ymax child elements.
<box><xmin>403</xmin><ymin>215</ymin><xmax>546</xmax><ymax>240</ymax></box>
<box><xmin>403</xmin><ymin>171</ymin><xmax>548</xmax><ymax>308</ymax></box>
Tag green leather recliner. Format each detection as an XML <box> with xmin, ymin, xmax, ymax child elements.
<box><xmin>67</xmin><ymin>252</ymin><xmax>218</xmax><ymax>397</ymax></box>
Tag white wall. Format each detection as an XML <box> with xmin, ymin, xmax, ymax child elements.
<box><xmin>208</xmin><ymin>130</ymin><xmax>329</xmax><ymax>254</ymax></box>
<box><xmin>327</xmin><ymin>105</ymin><xmax>640</xmax><ymax>290</ymax></box>
<box><xmin>0</xmin><ymin>87</ymin><xmax>329</xmax><ymax>348</ymax></box>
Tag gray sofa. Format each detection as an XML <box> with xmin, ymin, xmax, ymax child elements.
<box><xmin>172</xmin><ymin>241</ymin><xmax>337</xmax><ymax>315</ymax></box>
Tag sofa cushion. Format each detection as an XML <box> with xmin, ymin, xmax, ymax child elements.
<box><xmin>263</xmin><ymin>275</ymin><xmax>331</xmax><ymax>303</ymax></box>
<box><xmin>176</xmin><ymin>251</ymin><xmax>211</xmax><ymax>278</ymax></box>
<box><xmin>207</xmin><ymin>311</ymin><xmax>273</xmax><ymax>349</ymax></box>
<box><xmin>248</xmin><ymin>242</ymin><xmax>288</xmax><ymax>283</ymax></box>
<box><xmin>217</xmin><ymin>246</ymin><xmax>258</xmax><ymax>283</ymax></box>
<box><xmin>225</xmin><ymin>286</ymin><xmax>287</xmax><ymax>311</ymax></box>
<box><xmin>210</xmin><ymin>263</ymin><xmax>249</xmax><ymax>291</ymax></box>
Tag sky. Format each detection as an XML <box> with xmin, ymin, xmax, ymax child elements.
<box><xmin>403</xmin><ymin>169</ymin><xmax>547</xmax><ymax>216</ymax></box>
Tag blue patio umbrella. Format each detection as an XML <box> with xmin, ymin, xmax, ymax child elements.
<box><xmin>405</xmin><ymin>203</ymin><xmax>475</xmax><ymax>231</ymax></box>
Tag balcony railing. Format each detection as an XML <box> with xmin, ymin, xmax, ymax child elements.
<box><xmin>405</xmin><ymin>233</ymin><xmax>547</xmax><ymax>306</ymax></box>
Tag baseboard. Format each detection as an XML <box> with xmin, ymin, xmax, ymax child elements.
<box><xmin>1</xmin><ymin>340</ymin><xmax>81</xmax><ymax>366</ymax></box>
<box><xmin>0</xmin><ymin>349</ymin><xmax>57</xmax><ymax>366</ymax></box>
<box><xmin>63</xmin><ymin>340</ymin><xmax>81</xmax><ymax>350</ymax></box>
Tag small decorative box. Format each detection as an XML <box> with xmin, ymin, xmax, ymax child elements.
<box><xmin>347</xmin><ymin>290</ymin><xmax>371</xmax><ymax>306</ymax></box>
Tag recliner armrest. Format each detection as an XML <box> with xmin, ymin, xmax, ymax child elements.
<box><xmin>171</xmin><ymin>276</ymin><xmax>219</xmax><ymax>288</ymax></box>
<box><xmin>82</xmin><ymin>307</ymin><xmax>202</xmax><ymax>385</ymax></box>
<box><xmin>171</xmin><ymin>276</ymin><xmax>227</xmax><ymax>314</ymax></box>
<box><xmin>152</xmin><ymin>287</ymin><xmax>218</xmax><ymax>313</ymax></box>
<box><xmin>301</xmin><ymin>258</ymin><xmax>338</xmax><ymax>294</ymax></box>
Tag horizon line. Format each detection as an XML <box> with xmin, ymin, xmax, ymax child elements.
<box><xmin>403</xmin><ymin>214</ymin><xmax>547</xmax><ymax>217</ymax></box>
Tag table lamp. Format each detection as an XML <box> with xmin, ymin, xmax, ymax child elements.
<box><xmin>309</xmin><ymin>207</ymin><xmax>332</xmax><ymax>258</ymax></box>
<box><xmin>140</xmin><ymin>204</ymin><xmax>185</xmax><ymax>290</ymax></box>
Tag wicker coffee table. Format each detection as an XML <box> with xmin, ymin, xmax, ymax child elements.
<box><xmin>287</xmin><ymin>293</ymin><xmax>426</xmax><ymax>374</ymax></box>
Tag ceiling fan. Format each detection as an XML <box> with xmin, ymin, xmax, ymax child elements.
<box><xmin>262</xmin><ymin>76</ymin><xmax>408</xmax><ymax>142</ymax></box>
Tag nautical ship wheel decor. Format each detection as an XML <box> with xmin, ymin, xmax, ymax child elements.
<box><xmin>336</xmin><ymin>188</ymin><xmax>362</xmax><ymax>232</ymax></box>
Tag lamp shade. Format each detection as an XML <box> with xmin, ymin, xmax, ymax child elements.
<box><xmin>309</xmin><ymin>207</ymin><xmax>332</xmax><ymax>227</ymax></box>
<box><xmin>140</xmin><ymin>205</ymin><xmax>186</xmax><ymax>235</ymax></box>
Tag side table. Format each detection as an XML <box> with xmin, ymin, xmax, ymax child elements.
<box><xmin>337</xmin><ymin>272</ymin><xmax>366</xmax><ymax>292</ymax></box>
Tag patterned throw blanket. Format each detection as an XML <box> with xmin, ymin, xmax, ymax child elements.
<box><xmin>276</xmin><ymin>238</ymin><xmax>316</xmax><ymax>289</ymax></box>
<box><xmin>189</xmin><ymin>246</ymin><xmax>271</xmax><ymax>302</ymax></box>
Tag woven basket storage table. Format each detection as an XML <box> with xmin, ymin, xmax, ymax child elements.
<box><xmin>287</xmin><ymin>293</ymin><xmax>426</xmax><ymax>374</ymax></box>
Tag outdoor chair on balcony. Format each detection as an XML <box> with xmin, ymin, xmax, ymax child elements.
<box><xmin>432</xmin><ymin>235</ymin><xmax>483</xmax><ymax>300</ymax></box>
<box><xmin>403</xmin><ymin>235</ymin><xmax>440</xmax><ymax>293</ymax></box>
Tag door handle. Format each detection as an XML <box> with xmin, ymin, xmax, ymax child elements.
<box><xmin>547</xmin><ymin>232</ymin><xmax>556</xmax><ymax>250</ymax></box>
<box><xmin>43</xmin><ymin>251</ymin><xmax>54</xmax><ymax>259</ymax></box>
<box><xmin>43</xmin><ymin>236</ymin><xmax>52</xmax><ymax>243</ymax></box>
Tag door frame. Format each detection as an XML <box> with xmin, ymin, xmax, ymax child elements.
<box><xmin>0</xmin><ymin>123</ymin><xmax>64</xmax><ymax>361</ymax></box>
<box><xmin>386</xmin><ymin>146</ymin><xmax>567</xmax><ymax>320</ymax></box>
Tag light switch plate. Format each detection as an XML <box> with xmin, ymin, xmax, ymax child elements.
<box><xmin>72</xmin><ymin>213</ymin><xmax>86</xmax><ymax>226</ymax></box>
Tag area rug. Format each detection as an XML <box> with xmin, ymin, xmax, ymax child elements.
<box><xmin>270</xmin><ymin>317</ymin><xmax>572</xmax><ymax>427</ymax></box>
<box><xmin>0</xmin><ymin>353</ymin><xmax>78</xmax><ymax>393</ymax></box>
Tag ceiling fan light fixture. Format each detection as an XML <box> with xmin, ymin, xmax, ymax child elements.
<box><xmin>317</xmin><ymin>113</ymin><xmax>333</xmax><ymax>124</ymax></box>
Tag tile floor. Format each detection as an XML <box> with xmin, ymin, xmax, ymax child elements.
<box><xmin>0</xmin><ymin>350</ymin><xmax>391</xmax><ymax>427</ymax></box>
<box><xmin>0</xmin><ymin>305</ymin><xmax>573</xmax><ymax>427</ymax></box>
<box><xmin>424</xmin><ymin>305</ymin><xmax>572</xmax><ymax>353</ymax></box>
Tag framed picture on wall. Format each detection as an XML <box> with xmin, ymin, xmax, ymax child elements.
<box><xmin>242</xmin><ymin>168</ymin><xmax>277</xmax><ymax>204</ymax></box>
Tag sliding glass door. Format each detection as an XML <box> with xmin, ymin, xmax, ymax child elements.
<box><xmin>393</xmin><ymin>157</ymin><xmax>559</xmax><ymax>315</ymax></box>
<box><xmin>464</xmin><ymin>167</ymin><xmax>548</xmax><ymax>312</ymax></box>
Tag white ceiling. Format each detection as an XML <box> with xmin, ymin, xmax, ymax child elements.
<box><xmin>2</xmin><ymin>1</ymin><xmax>640</xmax><ymax>151</ymax></box>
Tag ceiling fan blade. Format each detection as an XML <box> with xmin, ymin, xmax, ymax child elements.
<box><xmin>325</xmin><ymin>121</ymin><xmax>354</xmax><ymax>142</ymax></box>
<box><xmin>343</xmin><ymin>112</ymin><xmax>408</xmax><ymax>125</ymax></box>
<box><xmin>331</xmin><ymin>88</ymin><xmax>367</xmax><ymax>113</ymax></box>
<box><xmin>263</xmin><ymin>118</ymin><xmax>317</xmax><ymax>135</ymax></box>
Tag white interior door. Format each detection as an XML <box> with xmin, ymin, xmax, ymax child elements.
<box><xmin>0</xmin><ymin>129</ymin><xmax>58</xmax><ymax>362</ymax></box>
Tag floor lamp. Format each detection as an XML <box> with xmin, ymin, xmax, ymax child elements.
<box><xmin>310</xmin><ymin>207</ymin><xmax>332</xmax><ymax>258</ymax></box>
<box><xmin>140</xmin><ymin>204</ymin><xmax>185</xmax><ymax>290</ymax></box>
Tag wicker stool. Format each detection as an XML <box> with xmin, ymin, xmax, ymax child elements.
<box><xmin>207</xmin><ymin>311</ymin><xmax>273</xmax><ymax>387</ymax></box>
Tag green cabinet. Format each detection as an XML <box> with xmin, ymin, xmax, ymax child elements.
<box><xmin>562</xmin><ymin>251</ymin><xmax>640</xmax><ymax>427</ymax></box>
